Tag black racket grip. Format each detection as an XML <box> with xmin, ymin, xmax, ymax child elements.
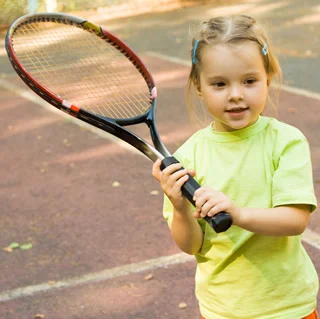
<box><xmin>160</xmin><ymin>156</ymin><xmax>232</xmax><ymax>233</ymax></box>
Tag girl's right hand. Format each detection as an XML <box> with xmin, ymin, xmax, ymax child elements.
<box><xmin>152</xmin><ymin>159</ymin><xmax>195</xmax><ymax>212</ymax></box>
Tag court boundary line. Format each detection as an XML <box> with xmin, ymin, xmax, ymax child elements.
<box><xmin>1</xmin><ymin>228</ymin><xmax>319</xmax><ymax>302</ymax></box>
<box><xmin>0</xmin><ymin>253</ymin><xmax>194</xmax><ymax>302</ymax></box>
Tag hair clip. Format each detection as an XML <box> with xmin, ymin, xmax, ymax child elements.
<box><xmin>262</xmin><ymin>43</ymin><xmax>268</xmax><ymax>56</ymax></box>
<box><xmin>192</xmin><ymin>40</ymin><xmax>200</xmax><ymax>64</ymax></box>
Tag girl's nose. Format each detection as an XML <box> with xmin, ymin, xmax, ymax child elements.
<box><xmin>228</xmin><ymin>85</ymin><xmax>244</xmax><ymax>102</ymax></box>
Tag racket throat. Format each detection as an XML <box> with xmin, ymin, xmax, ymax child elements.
<box><xmin>146</xmin><ymin>120</ymin><xmax>171</xmax><ymax>158</ymax></box>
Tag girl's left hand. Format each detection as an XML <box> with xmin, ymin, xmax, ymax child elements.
<box><xmin>193</xmin><ymin>186</ymin><xmax>241</xmax><ymax>224</ymax></box>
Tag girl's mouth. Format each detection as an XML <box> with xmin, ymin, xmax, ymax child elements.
<box><xmin>226</xmin><ymin>107</ymin><xmax>249</xmax><ymax>113</ymax></box>
<box><xmin>225</xmin><ymin>107</ymin><xmax>249</xmax><ymax>118</ymax></box>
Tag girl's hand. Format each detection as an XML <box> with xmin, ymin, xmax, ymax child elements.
<box><xmin>193</xmin><ymin>186</ymin><xmax>241</xmax><ymax>224</ymax></box>
<box><xmin>152</xmin><ymin>159</ymin><xmax>195</xmax><ymax>212</ymax></box>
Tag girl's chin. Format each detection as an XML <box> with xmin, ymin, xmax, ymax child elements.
<box><xmin>214</xmin><ymin>117</ymin><xmax>258</xmax><ymax>132</ymax></box>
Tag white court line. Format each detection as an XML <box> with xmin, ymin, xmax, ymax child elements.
<box><xmin>0</xmin><ymin>229</ymin><xmax>319</xmax><ymax>302</ymax></box>
<box><xmin>0</xmin><ymin>253</ymin><xmax>194</xmax><ymax>302</ymax></box>
<box><xmin>302</xmin><ymin>228</ymin><xmax>320</xmax><ymax>250</ymax></box>
<box><xmin>1</xmin><ymin>53</ymin><xmax>319</xmax><ymax>302</ymax></box>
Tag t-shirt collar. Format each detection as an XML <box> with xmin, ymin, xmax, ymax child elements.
<box><xmin>206</xmin><ymin>116</ymin><xmax>268</xmax><ymax>142</ymax></box>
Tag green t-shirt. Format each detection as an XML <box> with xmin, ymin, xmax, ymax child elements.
<box><xmin>163</xmin><ymin>116</ymin><xmax>318</xmax><ymax>319</ymax></box>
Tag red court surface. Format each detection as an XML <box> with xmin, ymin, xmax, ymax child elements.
<box><xmin>1</xmin><ymin>52</ymin><xmax>320</xmax><ymax>318</ymax></box>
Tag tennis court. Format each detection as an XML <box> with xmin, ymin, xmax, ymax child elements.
<box><xmin>1</xmin><ymin>0</ymin><xmax>319</xmax><ymax>318</ymax></box>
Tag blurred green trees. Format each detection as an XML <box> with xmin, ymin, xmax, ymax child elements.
<box><xmin>0</xmin><ymin>0</ymin><xmax>28</xmax><ymax>25</ymax></box>
<box><xmin>0</xmin><ymin>0</ymin><xmax>195</xmax><ymax>25</ymax></box>
<box><xmin>0</xmin><ymin>0</ymin><xmax>134</xmax><ymax>24</ymax></box>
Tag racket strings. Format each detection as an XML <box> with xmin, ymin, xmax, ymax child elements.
<box><xmin>11</xmin><ymin>19</ymin><xmax>152</xmax><ymax>119</ymax></box>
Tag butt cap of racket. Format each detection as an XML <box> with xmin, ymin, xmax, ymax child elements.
<box><xmin>203</xmin><ymin>213</ymin><xmax>232</xmax><ymax>233</ymax></box>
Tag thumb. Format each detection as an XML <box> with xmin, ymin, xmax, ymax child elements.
<box><xmin>188</xmin><ymin>169</ymin><xmax>196</xmax><ymax>177</ymax></box>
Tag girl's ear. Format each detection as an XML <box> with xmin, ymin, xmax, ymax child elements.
<box><xmin>267</xmin><ymin>75</ymin><xmax>271</xmax><ymax>87</ymax></box>
<box><xmin>195</xmin><ymin>83</ymin><xmax>203</xmax><ymax>99</ymax></box>
<box><xmin>196</xmin><ymin>89</ymin><xmax>203</xmax><ymax>99</ymax></box>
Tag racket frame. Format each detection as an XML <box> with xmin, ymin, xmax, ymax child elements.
<box><xmin>5</xmin><ymin>12</ymin><xmax>170</xmax><ymax>162</ymax></box>
<box><xmin>5</xmin><ymin>13</ymin><xmax>233</xmax><ymax>233</ymax></box>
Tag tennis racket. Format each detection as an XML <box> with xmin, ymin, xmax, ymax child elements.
<box><xmin>5</xmin><ymin>13</ymin><xmax>232</xmax><ymax>233</ymax></box>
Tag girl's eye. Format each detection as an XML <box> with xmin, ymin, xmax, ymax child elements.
<box><xmin>245</xmin><ymin>78</ymin><xmax>256</xmax><ymax>85</ymax></box>
<box><xmin>213</xmin><ymin>82</ymin><xmax>226</xmax><ymax>88</ymax></box>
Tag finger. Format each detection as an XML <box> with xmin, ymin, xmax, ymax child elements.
<box><xmin>193</xmin><ymin>186</ymin><xmax>210</xmax><ymax>200</ymax></box>
<box><xmin>166</xmin><ymin>168</ymin><xmax>188</xmax><ymax>185</ymax></box>
<box><xmin>152</xmin><ymin>159</ymin><xmax>162</xmax><ymax>181</ymax></box>
<box><xmin>161</xmin><ymin>163</ymin><xmax>183</xmax><ymax>176</ymax></box>
<box><xmin>199</xmin><ymin>199</ymin><xmax>218</xmax><ymax>217</ymax></box>
<box><xmin>192</xmin><ymin>210</ymin><xmax>201</xmax><ymax>219</ymax></box>
<box><xmin>207</xmin><ymin>203</ymin><xmax>228</xmax><ymax>217</ymax></box>
<box><xmin>194</xmin><ymin>194</ymin><xmax>211</xmax><ymax>212</ymax></box>
<box><xmin>162</xmin><ymin>169</ymin><xmax>188</xmax><ymax>192</ymax></box>
<box><xmin>188</xmin><ymin>169</ymin><xmax>196</xmax><ymax>177</ymax></box>
<box><xmin>164</xmin><ymin>174</ymin><xmax>189</xmax><ymax>205</ymax></box>
<box><xmin>194</xmin><ymin>188</ymin><xmax>204</xmax><ymax>199</ymax></box>
<box><xmin>173</xmin><ymin>173</ymin><xmax>189</xmax><ymax>190</ymax></box>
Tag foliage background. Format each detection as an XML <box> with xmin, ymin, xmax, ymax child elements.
<box><xmin>0</xmin><ymin>0</ymin><xmax>194</xmax><ymax>25</ymax></box>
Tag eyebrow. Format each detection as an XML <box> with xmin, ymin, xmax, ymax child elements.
<box><xmin>206</xmin><ymin>71</ymin><xmax>262</xmax><ymax>80</ymax></box>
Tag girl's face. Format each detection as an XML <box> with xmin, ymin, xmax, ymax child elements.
<box><xmin>196</xmin><ymin>42</ymin><xmax>269</xmax><ymax>132</ymax></box>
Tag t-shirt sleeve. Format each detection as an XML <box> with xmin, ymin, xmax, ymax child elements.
<box><xmin>272</xmin><ymin>134</ymin><xmax>317</xmax><ymax>212</ymax></box>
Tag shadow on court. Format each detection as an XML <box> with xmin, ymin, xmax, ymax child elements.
<box><xmin>0</xmin><ymin>1</ymin><xmax>320</xmax><ymax>318</ymax></box>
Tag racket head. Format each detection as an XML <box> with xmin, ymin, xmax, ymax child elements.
<box><xmin>5</xmin><ymin>13</ymin><xmax>231</xmax><ymax>232</ymax></box>
<box><xmin>5</xmin><ymin>12</ymin><xmax>157</xmax><ymax>126</ymax></box>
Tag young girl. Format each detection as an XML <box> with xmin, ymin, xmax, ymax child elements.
<box><xmin>152</xmin><ymin>15</ymin><xmax>318</xmax><ymax>319</ymax></box>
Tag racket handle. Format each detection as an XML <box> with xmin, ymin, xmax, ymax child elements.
<box><xmin>160</xmin><ymin>156</ymin><xmax>232</xmax><ymax>233</ymax></box>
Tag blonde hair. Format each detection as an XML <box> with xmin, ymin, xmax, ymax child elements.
<box><xmin>187</xmin><ymin>15</ymin><xmax>282</xmax><ymax>126</ymax></box>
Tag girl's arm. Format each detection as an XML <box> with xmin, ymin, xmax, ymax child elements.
<box><xmin>152</xmin><ymin>160</ymin><xmax>203</xmax><ymax>254</ymax></box>
<box><xmin>235</xmin><ymin>204</ymin><xmax>310</xmax><ymax>236</ymax></box>
<box><xmin>193</xmin><ymin>186</ymin><xmax>311</xmax><ymax>236</ymax></box>
<box><xmin>170</xmin><ymin>206</ymin><xmax>204</xmax><ymax>254</ymax></box>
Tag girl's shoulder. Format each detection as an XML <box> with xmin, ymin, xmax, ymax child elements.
<box><xmin>171</xmin><ymin>126</ymin><xmax>210</xmax><ymax>167</ymax></box>
<box><xmin>264</xmin><ymin>116</ymin><xmax>308</xmax><ymax>144</ymax></box>
<box><xmin>262</xmin><ymin>117</ymin><xmax>311</xmax><ymax>167</ymax></box>
<box><xmin>174</xmin><ymin>126</ymin><xmax>208</xmax><ymax>154</ymax></box>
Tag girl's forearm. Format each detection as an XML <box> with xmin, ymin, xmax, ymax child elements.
<box><xmin>171</xmin><ymin>208</ymin><xmax>204</xmax><ymax>255</ymax></box>
<box><xmin>236</xmin><ymin>205</ymin><xmax>310</xmax><ymax>236</ymax></box>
